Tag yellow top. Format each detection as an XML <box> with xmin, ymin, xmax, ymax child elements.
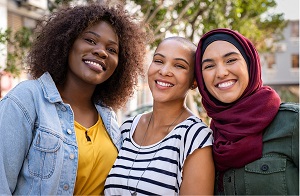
<box><xmin>73</xmin><ymin>116</ymin><xmax>118</xmax><ymax>195</ymax></box>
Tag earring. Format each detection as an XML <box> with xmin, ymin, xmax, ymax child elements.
<box><xmin>191</xmin><ymin>84</ymin><xmax>195</xmax><ymax>89</ymax></box>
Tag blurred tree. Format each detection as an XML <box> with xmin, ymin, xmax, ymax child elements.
<box><xmin>48</xmin><ymin>0</ymin><xmax>287</xmax><ymax>50</ymax></box>
<box><xmin>130</xmin><ymin>0</ymin><xmax>287</xmax><ymax>51</ymax></box>
<box><xmin>0</xmin><ymin>27</ymin><xmax>32</xmax><ymax>75</ymax></box>
<box><xmin>0</xmin><ymin>27</ymin><xmax>32</xmax><ymax>97</ymax></box>
<box><xmin>47</xmin><ymin>0</ymin><xmax>122</xmax><ymax>11</ymax></box>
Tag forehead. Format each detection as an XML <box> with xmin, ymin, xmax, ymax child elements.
<box><xmin>203</xmin><ymin>40</ymin><xmax>240</xmax><ymax>57</ymax></box>
<box><xmin>156</xmin><ymin>40</ymin><xmax>193</xmax><ymax>58</ymax></box>
<box><xmin>84</xmin><ymin>21</ymin><xmax>119</xmax><ymax>43</ymax></box>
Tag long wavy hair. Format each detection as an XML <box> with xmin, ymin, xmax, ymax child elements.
<box><xmin>27</xmin><ymin>4</ymin><xmax>151</xmax><ymax>109</ymax></box>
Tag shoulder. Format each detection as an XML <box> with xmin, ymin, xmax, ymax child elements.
<box><xmin>176</xmin><ymin>116</ymin><xmax>213</xmax><ymax>145</ymax></box>
<box><xmin>4</xmin><ymin>72</ymin><xmax>61</xmax><ymax>104</ymax></box>
<box><xmin>275</xmin><ymin>102</ymin><xmax>299</xmax><ymax>123</ymax></box>
<box><xmin>6</xmin><ymin>79</ymin><xmax>40</xmax><ymax>97</ymax></box>
<box><xmin>121</xmin><ymin>116</ymin><xmax>136</xmax><ymax>127</ymax></box>
<box><xmin>178</xmin><ymin>116</ymin><xmax>211</xmax><ymax>132</ymax></box>
<box><xmin>179</xmin><ymin>116</ymin><xmax>206</xmax><ymax>126</ymax></box>
<box><xmin>278</xmin><ymin>102</ymin><xmax>299</xmax><ymax>113</ymax></box>
<box><xmin>1</xmin><ymin>79</ymin><xmax>42</xmax><ymax>107</ymax></box>
<box><xmin>267</xmin><ymin>102</ymin><xmax>299</xmax><ymax>136</ymax></box>
<box><xmin>120</xmin><ymin>115</ymin><xmax>139</xmax><ymax>135</ymax></box>
<box><xmin>0</xmin><ymin>79</ymin><xmax>43</xmax><ymax>126</ymax></box>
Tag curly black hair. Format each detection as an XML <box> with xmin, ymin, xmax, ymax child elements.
<box><xmin>27</xmin><ymin>3</ymin><xmax>151</xmax><ymax>109</ymax></box>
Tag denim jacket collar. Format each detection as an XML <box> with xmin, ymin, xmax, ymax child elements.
<box><xmin>38</xmin><ymin>72</ymin><xmax>63</xmax><ymax>103</ymax></box>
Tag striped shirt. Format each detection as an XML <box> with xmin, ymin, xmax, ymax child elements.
<box><xmin>104</xmin><ymin>114</ymin><xmax>213</xmax><ymax>196</ymax></box>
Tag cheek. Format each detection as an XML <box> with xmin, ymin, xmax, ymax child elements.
<box><xmin>187</xmin><ymin>72</ymin><xmax>195</xmax><ymax>86</ymax></box>
<box><xmin>202</xmin><ymin>72</ymin><xmax>211</xmax><ymax>87</ymax></box>
<box><xmin>111</xmin><ymin>56</ymin><xmax>119</xmax><ymax>68</ymax></box>
<box><xmin>147</xmin><ymin>64</ymin><xmax>156</xmax><ymax>77</ymax></box>
<box><xmin>68</xmin><ymin>51</ymin><xmax>76</xmax><ymax>67</ymax></box>
<box><xmin>242</xmin><ymin>74</ymin><xmax>250</xmax><ymax>90</ymax></box>
<box><xmin>239</xmin><ymin>67</ymin><xmax>249</xmax><ymax>88</ymax></box>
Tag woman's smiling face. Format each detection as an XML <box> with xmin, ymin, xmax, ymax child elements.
<box><xmin>68</xmin><ymin>20</ymin><xmax>119</xmax><ymax>87</ymax></box>
<box><xmin>201</xmin><ymin>40</ymin><xmax>249</xmax><ymax>103</ymax></box>
<box><xmin>147</xmin><ymin>39</ymin><xmax>195</xmax><ymax>103</ymax></box>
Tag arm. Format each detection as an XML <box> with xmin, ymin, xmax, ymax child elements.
<box><xmin>180</xmin><ymin>146</ymin><xmax>215</xmax><ymax>195</ymax></box>
<box><xmin>292</xmin><ymin>107</ymin><xmax>299</xmax><ymax>168</ymax></box>
<box><xmin>0</xmin><ymin>96</ymin><xmax>33</xmax><ymax>194</ymax></box>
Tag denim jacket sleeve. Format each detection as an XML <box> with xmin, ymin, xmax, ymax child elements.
<box><xmin>0</xmin><ymin>86</ymin><xmax>36</xmax><ymax>194</ymax></box>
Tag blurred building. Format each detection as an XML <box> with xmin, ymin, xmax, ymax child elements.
<box><xmin>261</xmin><ymin>20</ymin><xmax>299</xmax><ymax>102</ymax></box>
<box><xmin>0</xmin><ymin>0</ymin><xmax>47</xmax><ymax>36</ymax></box>
<box><xmin>0</xmin><ymin>0</ymin><xmax>48</xmax><ymax>96</ymax></box>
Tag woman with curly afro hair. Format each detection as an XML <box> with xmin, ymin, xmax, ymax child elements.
<box><xmin>0</xmin><ymin>3</ymin><xmax>150</xmax><ymax>195</ymax></box>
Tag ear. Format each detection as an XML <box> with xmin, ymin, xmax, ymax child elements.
<box><xmin>190</xmin><ymin>80</ymin><xmax>198</xmax><ymax>90</ymax></box>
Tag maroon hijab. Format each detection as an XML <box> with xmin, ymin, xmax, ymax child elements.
<box><xmin>195</xmin><ymin>28</ymin><xmax>281</xmax><ymax>172</ymax></box>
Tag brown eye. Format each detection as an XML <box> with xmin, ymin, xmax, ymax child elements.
<box><xmin>154</xmin><ymin>59</ymin><xmax>163</xmax><ymax>64</ymax></box>
<box><xmin>108</xmin><ymin>48</ymin><xmax>117</xmax><ymax>54</ymax></box>
<box><xmin>175</xmin><ymin>64</ymin><xmax>186</xmax><ymax>69</ymax></box>
<box><xmin>227</xmin><ymin>58</ymin><xmax>237</xmax><ymax>64</ymax></box>
<box><xmin>85</xmin><ymin>38</ymin><xmax>96</xmax><ymax>45</ymax></box>
<box><xmin>203</xmin><ymin>64</ymin><xmax>214</xmax><ymax>70</ymax></box>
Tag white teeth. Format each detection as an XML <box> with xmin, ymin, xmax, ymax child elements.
<box><xmin>218</xmin><ymin>81</ymin><xmax>235</xmax><ymax>88</ymax></box>
<box><xmin>157</xmin><ymin>81</ymin><xmax>173</xmax><ymax>87</ymax></box>
<box><xmin>85</xmin><ymin>60</ymin><xmax>102</xmax><ymax>68</ymax></box>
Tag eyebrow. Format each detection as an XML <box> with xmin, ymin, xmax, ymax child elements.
<box><xmin>201</xmin><ymin>51</ymin><xmax>240</xmax><ymax>65</ymax></box>
<box><xmin>154</xmin><ymin>53</ymin><xmax>190</xmax><ymax>65</ymax></box>
<box><xmin>84</xmin><ymin>31</ymin><xmax>119</xmax><ymax>46</ymax></box>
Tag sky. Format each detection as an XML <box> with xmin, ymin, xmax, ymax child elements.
<box><xmin>272</xmin><ymin>0</ymin><xmax>299</xmax><ymax>20</ymax></box>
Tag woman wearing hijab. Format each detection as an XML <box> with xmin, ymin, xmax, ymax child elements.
<box><xmin>195</xmin><ymin>28</ymin><xmax>299</xmax><ymax>195</ymax></box>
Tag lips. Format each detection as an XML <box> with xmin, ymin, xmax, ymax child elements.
<box><xmin>216</xmin><ymin>80</ymin><xmax>236</xmax><ymax>88</ymax></box>
<box><xmin>156</xmin><ymin>80</ymin><xmax>174</xmax><ymax>87</ymax></box>
<box><xmin>84</xmin><ymin>60</ymin><xmax>107</xmax><ymax>72</ymax></box>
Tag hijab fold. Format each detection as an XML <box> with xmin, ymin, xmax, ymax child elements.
<box><xmin>195</xmin><ymin>28</ymin><xmax>281</xmax><ymax>172</ymax></box>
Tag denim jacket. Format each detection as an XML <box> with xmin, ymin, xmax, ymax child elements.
<box><xmin>215</xmin><ymin>102</ymin><xmax>299</xmax><ymax>195</ymax></box>
<box><xmin>0</xmin><ymin>72</ymin><xmax>122</xmax><ymax>195</ymax></box>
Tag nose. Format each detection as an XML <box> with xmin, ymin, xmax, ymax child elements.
<box><xmin>158</xmin><ymin>64</ymin><xmax>172</xmax><ymax>76</ymax></box>
<box><xmin>216</xmin><ymin>64</ymin><xmax>229</xmax><ymax>78</ymax></box>
<box><xmin>93</xmin><ymin>45</ymin><xmax>108</xmax><ymax>59</ymax></box>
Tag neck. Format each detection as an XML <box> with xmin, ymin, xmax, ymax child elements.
<box><xmin>151</xmin><ymin>103</ymin><xmax>186</xmax><ymax>126</ymax></box>
<box><xmin>57</xmin><ymin>83</ymin><xmax>95</xmax><ymax>108</ymax></box>
<box><xmin>137</xmin><ymin>106</ymin><xmax>186</xmax><ymax>146</ymax></box>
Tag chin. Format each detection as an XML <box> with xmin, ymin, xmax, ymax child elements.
<box><xmin>219</xmin><ymin>97</ymin><xmax>240</xmax><ymax>104</ymax></box>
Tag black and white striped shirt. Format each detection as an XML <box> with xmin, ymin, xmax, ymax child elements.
<box><xmin>104</xmin><ymin>114</ymin><xmax>213</xmax><ymax>196</ymax></box>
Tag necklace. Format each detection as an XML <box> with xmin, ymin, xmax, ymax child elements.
<box><xmin>127</xmin><ymin>108</ymin><xmax>185</xmax><ymax>196</ymax></box>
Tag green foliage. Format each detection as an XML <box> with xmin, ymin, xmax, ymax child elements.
<box><xmin>48</xmin><ymin>0</ymin><xmax>74</xmax><ymax>11</ymax></box>
<box><xmin>47</xmin><ymin>0</ymin><xmax>286</xmax><ymax>51</ymax></box>
<box><xmin>129</xmin><ymin>0</ymin><xmax>286</xmax><ymax>51</ymax></box>
<box><xmin>272</xmin><ymin>86</ymin><xmax>299</xmax><ymax>103</ymax></box>
<box><xmin>0</xmin><ymin>27</ymin><xmax>32</xmax><ymax>77</ymax></box>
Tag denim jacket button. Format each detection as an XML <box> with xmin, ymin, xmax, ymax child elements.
<box><xmin>61</xmin><ymin>105</ymin><xmax>67</xmax><ymax>111</ymax></box>
<box><xmin>69</xmin><ymin>154</ymin><xmax>75</xmax><ymax>160</ymax></box>
<box><xmin>63</xmin><ymin>184</ymin><xmax>69</xmax><ymax>190</ymax></box>
<box><xmin>261</xmin><ymin>164</ymin><xmax>269</xmax><ymax>171</ymax></box>
<box><xmin>67</xmin><ymin>129</ymin><xmax>72</xmax><ymax>134</ymax></box>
